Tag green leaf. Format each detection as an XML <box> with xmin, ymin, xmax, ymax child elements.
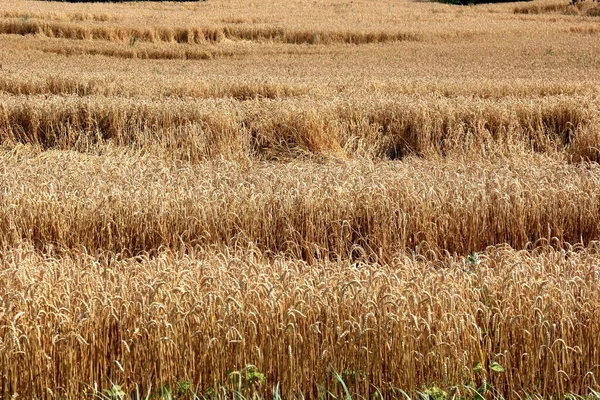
<box><xmin>247</xmin><ymin>370</ymin><xmax>266</xmax><ymax>385</ymax></box>
<box><xmin>103</xmin><ymin>384</ymin><xmax>125</xmax><ymax>400</ymax></box>
<box><xmin>332</xmin><ymin>370</ymin><xmax>353</xmax><ymax>400</ymax></box>
<box><xmin>490</xmin><ymin>361</ymin><xmax>505</xmax><ymax>372</ymax></box>
<box><xmin>177</xmin><ymin>380</ymin><xmax>191</xmax><ymax>395</ymax></box>
<box><xmin>467</xmin><ymin>252</ymin><xmax>480</xmax><ymax>267</ymax></box>
<box><xmin>477</xmin><ymin>382</ymin><xmax>492</xmax><ymax>395</ymax></box>
<box><xmin>472</xmin><ymin>361</ymin><xmax>483</xmax><ymax>374</ymax></box>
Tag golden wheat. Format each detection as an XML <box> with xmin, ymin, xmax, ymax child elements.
<box><xmin>1</xmin><ymin>148</ymin><xmax>599</xmax><ymax>258</ymax></box>
<box><xmin>0</xmin><ymin>94</ymin><xmax>598</xmax><ymax>161</ymax></box>
<box><xmin>2</xmin><ymin>242</ymin><xmax>600</xmax><ymax>398</ymax></box>
<box><xmin>1</xmin><ymin>0</ymin><xmax>600</xmax><ymax>397</ymax></box>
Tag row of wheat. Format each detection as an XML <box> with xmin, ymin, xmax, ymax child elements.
<box><xmin>0</xmin><ymin>94</ymin><xmax>598</xmax><ymax>161</ymax></box>
<box><xmin>2</xmin><ymin>73</ymin><xmax>597</xmax><ymax>99</ymax></box>
<box><xmin>1</xmin><ymin>148</ymin><xmax>599</xmax><ymax>258</ymax></box>
<box><xmin>0</xmin><ymin>17</ymin><xmax>422</xmax><ymax>45</ymax></box>
<box><xmin>2</xmin><ymin>242</ymin><xmax>600</xmax><ymax>398</ymax></box>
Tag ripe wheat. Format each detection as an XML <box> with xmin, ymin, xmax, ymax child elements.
<box><xmin>1</xmin><ymin>0</ymin><xmax>600</xmax><ymax>397</ymax></box>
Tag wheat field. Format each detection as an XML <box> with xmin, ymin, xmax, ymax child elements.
<box><xmin>1</xmin><ymin>0</ymin><xmax>600</xmax><ymax>398</ymax></box>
